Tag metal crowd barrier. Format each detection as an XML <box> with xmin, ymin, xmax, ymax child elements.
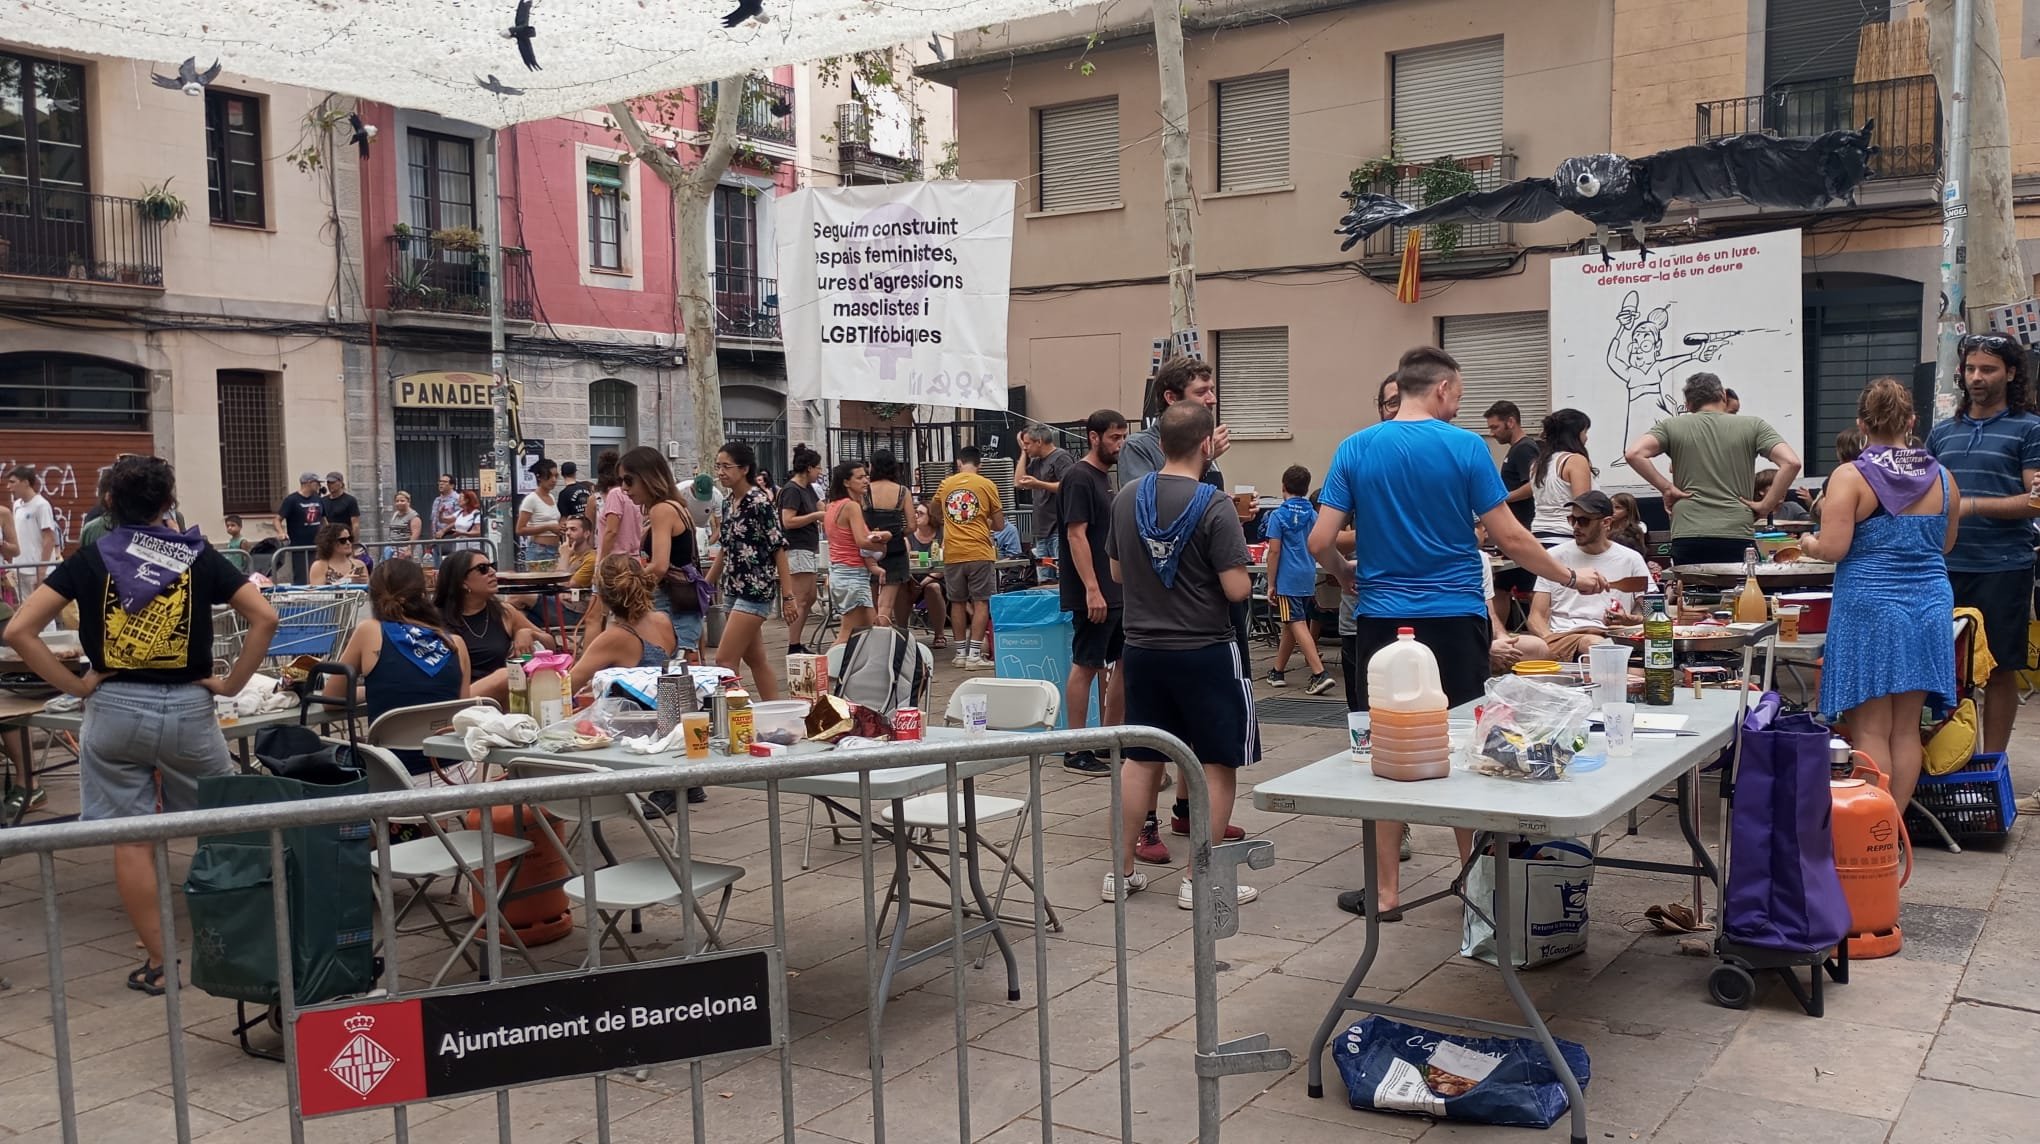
<box><xmin>0</xmin><ymin>726</ymin><xmax>1287</xmax><ymax>1143</ymax></box>
<box><xmin>264</xmin><ymin>537</ymin><xmax>499</xmax><ymax>583</ymax></box>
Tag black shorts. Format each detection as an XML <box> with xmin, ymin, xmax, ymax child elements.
<box><xmin>1345</xmin><ymin>614</ymin><xmax>1489</xmax><ymax>711</ymax></box>
<box><xmin>1951</xmin><ymin>567</ymin><xmax>2034</xmax><ymax>674</ymax></box>
<box><xmin>1670</xmin><ymin>536</ymin><xmax>1752</xmax><ymax>566</ymax></box>
<box><xmin>1123</xmin><ymin>642</ymin><xmax>1260</xmax><ymax>767</ymax></box>
<box><xmin>1071</xmin><ymin>607</ymin><xmax>1125</xmax><ymax>668</ymax></box>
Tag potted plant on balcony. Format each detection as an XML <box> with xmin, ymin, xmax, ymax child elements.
<box><xmin>433</xmin><ymin>225</ymin><xmax>485</xmax><ymax>252</ymax></box>
<box><xmin>392</xmin><ymin>221</ymin><xmax>414</xmax><ymax>252</ymax></box>
<box><xmin>138</xmin><ymin>178</ymin><xmax>188</xmax><ymax>223</ymax></box>
<box><xmin>1350</xmin><ymin>145</ymin><xmax>1481</xmax><ymax>257</ymax></box>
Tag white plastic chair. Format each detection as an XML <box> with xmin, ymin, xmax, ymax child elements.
<box><xmin>355</xmin><ymin>742</ymin><xmax>541</xmax><ymax>986</ymax></box>
<box><xmin>876</xmin><ymin>678</ymin><xmax>1065</xmax><ymax>961</ymax></box>
<box><xmin>799</xmin><ymin>637</ymin><xmax>936</xmax><ymax>868</ymax></box>
<box><xmin>504</xmin><ymin>758</ymin><xmax>746</xmax><ymax>964</ymax></box>
<box><xmin>367</xmin><ymin>697</ymin><xmax>500</xmax><ymax>787</ymax></box>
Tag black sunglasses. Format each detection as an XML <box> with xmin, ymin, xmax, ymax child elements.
<box><xmin>1960</xmin><ymin>333</ymin><xmax>2024</xmax><ymax>354</ymax></box>
<box><xmin>470</xmin><ymin>562</ymin><xmax>497</xmax><ymax>575</ymax></box>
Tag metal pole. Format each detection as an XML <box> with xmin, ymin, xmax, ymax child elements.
<box><xmin>485</xmin><ymin>130</ymin><xmax>515</xmax><ymax>558</ymax></box>
<box><xmin>1933</xmin><ymin>0</ymin><xmax>1974</xmax><ymax>418</ymax></box>
<box><xmin>1152</xmin><ymin>0</ymin><xmax>1198</xmax><ymax>343</ymax></box>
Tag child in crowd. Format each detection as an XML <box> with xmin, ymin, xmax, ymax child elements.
<box><xmin>221</xmin><ymin>514</ymin><xmax>246</xmax><ymax>554</ymax></box>
<box><xmin>1264</xmin><ymin>465</ymin><xmax>1334</xmax><ymax>694</ymax></box>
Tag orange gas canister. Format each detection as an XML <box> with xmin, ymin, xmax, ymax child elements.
<box><xmin>466</xmin><ymin>803</ymin><xmax>574</xmax><ymax>946</ymax></box>
<box><xmin>1830</xmin><ymin>751</ymin><xmax>1910</xmax><ymax>959</ymax></box>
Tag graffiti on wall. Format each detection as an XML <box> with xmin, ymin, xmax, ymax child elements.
<box><xmin>0</xmin><ymin>458</ymin><xmax>95</xmax><ymax>554</ymax></box>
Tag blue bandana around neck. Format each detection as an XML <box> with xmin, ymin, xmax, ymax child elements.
<box><xmin>1133</xmin><ymin>474</ymin><xmax>1218</xmax><ymax>588</ymax></box>
<box><xmin>384</xmin><ymin>622</ymin><xmax>455</xmax><ymax>675</ymax></box>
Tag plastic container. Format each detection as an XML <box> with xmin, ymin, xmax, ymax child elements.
<box><xmin>1906</xmin><ymin>752</ymin><xmax>2016</xmax><ymax>838</ymax></box>
<box><xmin>750</xmin><ymin>699</ymin><xmax>811</xmax><ymax>747</ymax></box>
<box><xmin>1365</xmin><ymin>629</ymin><xmax>1450</xmax><ymax>781</ymax></box>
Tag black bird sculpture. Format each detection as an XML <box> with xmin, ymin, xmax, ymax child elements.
<box><xmin>506</xmin><ymin>0</ymin><xmax>541</xmax><ymax>71</ymax></box>
<box><xmin>1337</xmin><ymin>123</ymin><xmax>1879</xmax><ymax>263</ymax></box>
<box><xmin>927</xmin><ymin>34</ymin><xmax>946</xmax><ymax>62</ymax></box>
<box><xmin>476</xmin><ymin>74</ymin><xmax>526</xmax><ymax>97</ymax></box>
<box><xmin>723</xmin><ymin>0</ymin><xmax>763</xmax><ymax>28</ymax></box>
<box><xmin>151</xmin><ymin>57</ymin><xmax>222</xmax><ymax>96</ymax></box>
<box><xmin>346</xmin><ymin>113</ymin><xmax>377</xmax><ymax>158</ymax></box>
<box><xmin>769</xmin><ymin>95</ymin><xmax>793</xmax><ymax>118</ymax></box>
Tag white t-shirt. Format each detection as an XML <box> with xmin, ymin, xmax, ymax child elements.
<box><xmin>1533</xmin><ymin>540</ymin><xmax>1654</xmax><ymax>633</ymax></box>
<box><xmin>13</xmin><ymin>494</ymin><xmax>54</xmax><ymax>565</ymax></box>
<box><xmin>519</xmin><ymin>492</ymin><xmax>561</xmax><ymax>530</ymax></box>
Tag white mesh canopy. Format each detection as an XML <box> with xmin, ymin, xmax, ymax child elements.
<box><xmin>14</xmin><ymin>0</ymin><xmax>1072</xmax><ymax>126</ymax></box>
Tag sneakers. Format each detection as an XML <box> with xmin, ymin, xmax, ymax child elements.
<box><xmin>1178</xmin><ymin>878</ymin><xmax>1257</xmax><ymax>910</ymax></box>
<box><xmin>1400</xmin><ymin>824</ymin><xmax>1412</xmax><ymax>862</ymax></box>
<box><xmin>962</xmin><ymin>655</ymin><xmax>993</xmax><ymax>671</ymax></box>
<box><xmin>1266</xmin><ymin>668</ymin><xmax>1287</xmax><ymax>688</ymax></box>
<box><xmin>1134</xmin><ymin>817</ymin><xmax>1173</xmax><ymax>865</ymax></box>
<box><xmin>1169</xmin><ymin>816</ymin><xmax>1245</xmax><ymax>841</ymax></box>
<box><xmin>1063</xmin><ymin>751</ymin><xmax>1111</xmax><ymax>776</ymax></box>
<box><xmin>1101</xmin><ymin>870</ymin><xmax>1150</xmax><ymax>902</ymax></box>
<box><xmin>4</xmin><ymin>786</ymin><xmax>47</xmax><ymax>819</ymax></box>
<box><xmin>952</xmin><ymin>648</ymin><xmax>969</xmax><ymax>668</ymax></box>
<box><xmin>1305</xmin><ymin>671</ymin><xmax>1336</xmax><ymax>696</ymax></box>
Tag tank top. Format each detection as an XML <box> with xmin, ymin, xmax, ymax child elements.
<box><xmin>364</xmin><ymin>622</ymin><xmax>463</xmax><ymax>774</ymax></box>
<box><xmin>825</xmin><ymin>499</ymin><xmax>867</xmax><ymax>567</ymax></box>
<box><xmin>623</xmin><ymin>623</ymin><xmax>671</xmax><ymax>668</ymax></box>
<box><xmin>452</xmin><ymin>602</ymin><xmax>512</xmax><ymax>676</ymax></box>
<box><xmin>643</xmin><ymin>503</ymin><xmax>698</xmax><ymax>570</ymax></box>
<box><xmin>865</xmin><ymin>483</ymin><xmax>910</xmax><ymax>560</ymax></box>
<box><xmin>1531</xmin><ymin>452</ymin><xmax>1585</xmax><ymax>543</ymax></box>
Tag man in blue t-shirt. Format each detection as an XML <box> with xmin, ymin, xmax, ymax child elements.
<box><xmin>1309</xmin><ymin>345</ymin><xmax>1607</xmax><ymax>920</ymax></box>
<box><xmin>1925</xmin><ymin>334</ymin><xmax>2040</xmax><ymax>755</ymax></box>
<box><xmin>1264</xmin><ymin>464</ymin><xmax>1332</xmax><ymax>693</ymax></box>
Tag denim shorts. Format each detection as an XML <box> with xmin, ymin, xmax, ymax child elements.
<box><xmin>652</xmin><ymin>593</ymin><xmax>705</xmax><ymax>651</ymax></box>
<box><xmin>730</xmin><ymin>595</ymin><xmax>774</xmax><ymax>619</ymax></box>
<box><xmin>78</xmin><ymin>680</ymin><xmax>235</xmax><ymax>820</ymax></box>
<box><xmin>829</xmin><ymin>564</ymin><xmax>875</xmax><ymax>612</ymax></box>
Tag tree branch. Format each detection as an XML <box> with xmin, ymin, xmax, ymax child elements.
<box><xmin>605</xmin><ymin>99</ymin><xmax>685</xmax><ymax>185</ymax></box>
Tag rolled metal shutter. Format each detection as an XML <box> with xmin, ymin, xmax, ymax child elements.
<box><xmin>1391</xmin><ymin>39</ymin><xmax>1504</xmax><ymax>161</ymax></box>
<box><xmin>1216</xmin><ymin>72</ymin><xmax>1290</xmax><ymax>191</ymax></box>
<box><xmin>1765</xmin><ymin>0</ymin><xmax>1885</xmax><ymax>88</ymax></box>
<box><xmin>1215</xmin><ymin>327</ymin><xmax>1289</xmax><ymax>439</ymax></box>
<box><xmin>1439</xmin><ymin>312</ymin><xmax>1549</xmax><ymax>433</ymax></box>
<box><xmin>1037</xmin><ymin>99</ymin><xmax>1120</xmax><ymax>212</ymax></box>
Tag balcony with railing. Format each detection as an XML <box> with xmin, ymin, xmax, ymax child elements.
<box><xmin>697</xmin><ymin>77</ymin><xmax>796</xmax><ymax>148</ymax></box>
<box><xmin>0</xmin><ymin>185</ymin><xmax>165</xmax><ymax>288</ymax></box>
<box><xmin>1358</xmin><ymin>153</ymin><xmax>1518</xmax><ymax>262</ymax></box>
<box><xmin>713</xmin><ymin>272</ymin><xmax>780</xmax><ymax>341</ymax></box>
<box><xmin>1695</xmin><ymin>75</ymin><xmax>1940</xmax><ymax>180</ymax></box>
<box><xmin>837</xmin><ymin>104</ymin><xmax>922</xmax><ymax>184</ymax></box>
<box><xmin>384</xmin><ymin>232</ymin><xmax>534</xmax><ymax>321</ymax></box>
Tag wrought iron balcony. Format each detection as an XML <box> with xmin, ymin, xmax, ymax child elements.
<box><xmin>385</xmin><ymin>232</ymin><xmax>533</xmax><ymax>321</ymax></box>
<box><xmin>713</xmin><ymin>272</ymin><xmax>779</xmax><ymax>341</ymax></box>
<box><xmin>0</xmin><ymin>185</ymin><xmax>165</xmax><ymax>287</ymax></box>
<box><xmin>837</xmin><ymin>103</ymin><xmax>922</xmax><ymax>183</ymax></box>
<box><xmin>1358</xmin><ymin>153</ymin><xmax>1518</xmax><ymax>260</ymax></box>
<box><xmin>697</xmin><ymin>77</ymin><xmax>796</xmax><ymax>147</ymax></box>
<box><xmin>1695</xmin><ymin>75</ymin><xmax>1940</xmax><ymax>180</ymax></box>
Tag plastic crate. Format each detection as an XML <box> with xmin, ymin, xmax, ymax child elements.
<box><xmin>1906</xmin><ymin>752</ymin><xmax>2016</xmax><ymax>838</ymax></box>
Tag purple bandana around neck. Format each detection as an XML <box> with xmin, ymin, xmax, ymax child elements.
<box><xmin>1853</xmin><ymin>446</ymin><xmax>1941</xmax><ymax>517</ymax></box>
<box><xmin>96</xmin><ymin>524</ymin><xmax>206</xmax><ymax>612</ymax></box>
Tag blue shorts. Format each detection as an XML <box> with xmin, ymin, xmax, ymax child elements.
<box><xmin>653</xmin><ymin>594</ymin><xmax>705</xmax><ymax>650</ymax></box>
<box><xmin>1276</xmin><ymin>595</ymin><xmax>1315</xmax><ymax>624</ymax></box>
<box><xmin>1122</xmin><ymin>641</ymin><xmax>1260</xmax><ymax>768</ymax></box>
<box><xmin>729</xmin><ymin>595</ymin><xmax>774</xmax><ymax>619</ymax></box>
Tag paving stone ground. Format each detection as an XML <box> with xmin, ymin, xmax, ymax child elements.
<box><xmin>1</xmin><ymin>627</ymin><xmax>2034</xmax><ymax>1143</ymax></box>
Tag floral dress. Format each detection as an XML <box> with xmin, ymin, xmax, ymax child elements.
<box><xmin>719</xmin><ymin>487</ymin><xmax>786</xmax><ymax>604</ymax></box>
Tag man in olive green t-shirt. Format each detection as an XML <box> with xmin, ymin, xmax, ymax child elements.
<box><xmin>1623</xmin><ymin>371</ymin><xmax>1802</xmax><ymax>566</ymax></box>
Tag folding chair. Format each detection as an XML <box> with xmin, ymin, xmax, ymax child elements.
<box><xmin>503</xmin><ymin>758</ymin><xmax>745</xmax><ymax>965</ymax></box>
<box><xmin>367</xmin><ymin>697</ymin><xmax>501</xmax><ymax>786</ymax></box>
<box><xmin>874</xmin><ymin>678</ymin><xmax>1065</xmax><ymax>965</ymax></box>
<box><xmin>799</xmin><ymin>638</ymin><xmax>935</xmax><ymax>868</ymax></box>
<box><xmin>356</xmin><ymin>743</ymin><xmax>542</xmax><ymax>986</ymax></box>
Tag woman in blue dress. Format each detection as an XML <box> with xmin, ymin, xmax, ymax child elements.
<box><xmin>1802</xmin><ymin>378</ymin><xmax>1961</xmax><ymax>811</ymax></box>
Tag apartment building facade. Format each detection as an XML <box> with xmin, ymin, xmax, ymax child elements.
<box><xmin>0</xmin><ymin>42</ymin><xmax>352</xmax><ymax>544</ymax></box>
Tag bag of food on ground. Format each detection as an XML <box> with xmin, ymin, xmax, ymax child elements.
<box><xmin>1332</xmin><ymin>1015</ymin><xmax>1590</xmax><ymax>1128</ymax></box>
<box><xmin>1468</xmin><ymin>675</ymin><xmax>1592</xmax><ymax>781</ymax></box>
<box><xmin>1459</xmin><ymin>838</ymin><xmax>1594</xmax><ymax>968</ymax></box>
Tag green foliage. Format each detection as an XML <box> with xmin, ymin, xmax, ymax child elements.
<box><xmin>1349</xmin><ymin>137</ymin><xmax>1481</xmax><ymax>257</ymax></box>
<box><xmin>138</xmin><ymin>178</ymin><xmax>187</xmax><ymax>222</ymax></box>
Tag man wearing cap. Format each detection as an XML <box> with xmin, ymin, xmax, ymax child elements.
<box><xmin>322</xmin><ymin>470</ymin><xmax>361</xmax><ymax>535</ymax></box>
<box><xmin>1524</xmin><ymin>490</ymin><xmax>1655</xmax><ymax>662</ymax></box>
<box><xmin>276</xmin><ymin>472</ymin><xmax>327</xmax><ymax>584</ymax></box>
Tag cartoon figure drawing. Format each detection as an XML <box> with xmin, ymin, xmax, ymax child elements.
<box><xmin>1605</xmin><ymin>289</ymin><xmax>1771</xmax><ymax>463</ymax></box>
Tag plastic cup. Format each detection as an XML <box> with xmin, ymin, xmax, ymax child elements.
<box><xmin>1586</xmin><ymin>642</ymin><xmax>1631</xmax><ymax>702</ymax></box>
<box><xmin>961</xmin><ymin>694</ymin><xmax>989</xmax><ymax>736</ymax></box>
<box><xmin>1777</xmin><ymin>606</ymin><xmax>1802</xmax><ymax>642</ymax></box>
<box><xmin>681</xmin><ymin>712</ymin><xmax>711</xmax><ymax>759</ymax></box>
<box><xmin>1346</xmin><ymin>711</ymin><xmax>1371</xmax><ymax>761</ymax></box>
<box><xmin>1603</xmin><ymin>702</ymin><xmax>1636</xmax><ymax>758</ymax></box>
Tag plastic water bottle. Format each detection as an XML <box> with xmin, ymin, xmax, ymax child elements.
<box><xmin>1365</xmin><ymin>629</ymin><xmax>1451</xmax><ymax>781</ymax></box>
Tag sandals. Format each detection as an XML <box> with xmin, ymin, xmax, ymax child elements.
<box><xmin>127</xmin><ymin>961</ymin><xmax>166</xmax><ymax>996</ymax></box>
<box><xmin>1335</xmin><ymin>890</ymin><xmax>1403</xmax><ymax>923</ymax></box>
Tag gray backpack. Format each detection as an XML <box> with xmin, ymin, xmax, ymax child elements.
<box><xmin>834</xmin><ymin>626</ymin><xmax>929</xmax><ymax>715</ymax></box>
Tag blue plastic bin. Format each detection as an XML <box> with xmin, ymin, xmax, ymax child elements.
<box><xmin>989</xmin><ymin>589</ymin><xmax>1099</xmax><ymax>730</ymax></box>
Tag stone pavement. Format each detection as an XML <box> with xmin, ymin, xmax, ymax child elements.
<box><xmin>0</xmin><ymin>632</ymin><xmax>2036</xmax><ymax>1143</ymax></box>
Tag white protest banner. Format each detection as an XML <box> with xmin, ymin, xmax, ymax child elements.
<box><xmin>1549</xmin><ymin>229</ymin><xmax>1804</xmax><ymax>493</ymax></box>
<box><xmin>778</xmin><ymin>181</ymin><xmax>1016</xmax><ymax>412</ymax></box>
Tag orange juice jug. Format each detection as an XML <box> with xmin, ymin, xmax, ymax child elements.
<box><xmin>1366</xmin><ymin>628</ymin><xmax>1451</xmax><ymax>781</ymax></box>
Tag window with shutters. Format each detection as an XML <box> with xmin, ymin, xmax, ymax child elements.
<box><xmin>216</xmin><ymin>370</ymin><xmax>282</xmax><ymax>514</ymax></box>
<box><xmin>1765</xmin><ymin>0</ymin><xmax>1885</xmax><ymax>90</ymax></box>
<box><xmin>1214</xmin><ymin>328</ymin><xmax>1289</xmax><ymax>440</ymax></box>
<box><xmin>1391</xmin><ymin>39</ymin><xmax>1504</xmax><ymax>161</ymax></box>
<box><xmin>1215</xmin><ymin>73</ymin><xmax>1289</xmax><ymax>191</ymax></box>
<box><xmin>1036</xmin><ymin>99</ymin><xmax>1120</xmax><ymax>212</ymax></box>
<box><xmin>205</xmin><ymin>91</ymin><xmax>265</xmax><ymax>227</ymax></box>
<box><xmin>1439</xmin><ymin>312</ymin><xmax>1548</xmax><ymax>434</ymax></box>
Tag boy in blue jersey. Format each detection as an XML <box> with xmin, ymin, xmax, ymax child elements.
<box><xmin>1264</xmin><ymin>464</ymin><xmax>1332</xmax><ymax>694</ymax></box>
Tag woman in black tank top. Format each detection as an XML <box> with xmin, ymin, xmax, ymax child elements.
<box><xmin>865</xmin><ymin>449</ymin><xmax>912</xmax><ymax>624</ymax></box>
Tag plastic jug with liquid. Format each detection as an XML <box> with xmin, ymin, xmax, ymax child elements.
<box><xmin>1365</xmin><ymin>629</ymin><xmax>1451</xmax><ymax>781</ymax></box>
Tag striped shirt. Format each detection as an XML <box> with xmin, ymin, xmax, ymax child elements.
<box><xmin>1925</xmin><ymin>408</ymin><xmax>2040</xmax><ymax>572</ymax></box>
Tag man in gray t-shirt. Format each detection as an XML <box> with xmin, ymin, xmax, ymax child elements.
<box><xmin>1015</xmin><ymin>426</ymin><xmax>1077</xmax><ymax>581</ymax></box>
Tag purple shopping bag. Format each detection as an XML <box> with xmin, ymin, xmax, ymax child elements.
<box><xmin>1723</xmin><ymin>704</ymin><xmax>1851</xmax><ymax>952</ymax></box>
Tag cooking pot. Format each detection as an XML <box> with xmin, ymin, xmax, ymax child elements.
<box><xmin>1778</xmin><ymin>591</ymin><xmax>1832</xmax><ymax>634</ymax></box>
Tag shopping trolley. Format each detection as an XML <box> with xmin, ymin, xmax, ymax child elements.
<box><xmin>261</xmin><ymin>587</ymin><xmax>368</xmax><ymax>663</ymax></box>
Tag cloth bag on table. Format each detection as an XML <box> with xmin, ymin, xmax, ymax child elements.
<box><xmin>1723</xmin><ymin>705</ymin><xmax>1851</xmax><ymax>953</ymax></box>
<box><xmin>1460</xmin><ymin>839</ymin><xmax>1594</xmax><ymax>968</ymax></box>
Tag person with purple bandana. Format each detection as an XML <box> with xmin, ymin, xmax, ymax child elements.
<box><xmin>1802</xmin><ymin>379</ymin><xmax>1959</xmax><ymax>812</ymax></box>
<box><xmin>3</xmin><ymin>456</ymin><xmax>278</xmax><ymax>997</ymax></box>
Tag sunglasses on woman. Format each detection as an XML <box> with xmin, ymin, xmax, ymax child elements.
<box><xmin>470</xmin><ymin>562</ymin><xmax>497</xmax><ymax>575</ymax></box>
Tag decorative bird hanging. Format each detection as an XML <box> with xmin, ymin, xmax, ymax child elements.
<box><xmin>769</xmin><ymin>94</ymin><xmax>793</xmax><ymax>118</ymax></box>
<box><xmin>723</xmin><ymin>0</ymin><xmax>764</xmax><ymax>28</ymax></box>
<box><xmin>476</xmin><ymin>74</ymin><xmax>526</xmax><ymax>97</ymax></box>
<box><xmin>927</xmin><ymin>34</ymin><xmax>947</xmax><ymax>62</ymax></box>
<box><xmin>506</xmin><ymin>0</ymin><xmax>542</xmax><ymax>71</ymax></box>
<box><xmin>151</xmin><ymin>58</ymin><xmax>222</xmax><ymax>96</ymax></box>
<box><xmin>346</xmin><ymin>113</ymin><xmax>378</xmax><ymax>158</ymax></box>
<box><xmin>1337</xmin><ymin>123</ymin><xmax>1879</xmax><ymax>263</ymax></box>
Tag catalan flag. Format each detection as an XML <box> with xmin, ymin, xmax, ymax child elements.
<box><xmin>1394</xmin><ymin>227</ymin><xmax>1422</xmax><ymax>304</ymax></box>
